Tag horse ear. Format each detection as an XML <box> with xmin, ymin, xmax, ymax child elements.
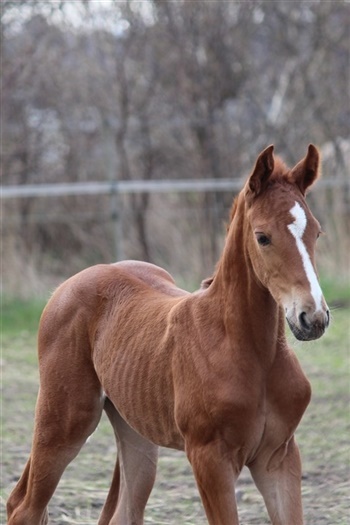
<box><xmin>290</xmin><ymin>144</ymin><xmax>320</xmax><ymax>195</ymax></box>
<box><xmin>247</xmin><ymin>145</ymin><xmax>275</xmax><ymax>197</ymax></box>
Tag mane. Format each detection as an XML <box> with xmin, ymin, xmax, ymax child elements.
<box><xmin>228</xmin><ymin>197</ymin><xmax>239</xmax><ymax>229</ymax></box>
<box><xmin>269</xmin><ymin>156</ymin><xmax>290</xmax><ymax>183</ymax></box>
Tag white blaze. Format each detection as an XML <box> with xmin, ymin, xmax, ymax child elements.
<box><xmin>287</xmin><ymin>202</ymin><xmax>323</xmax><ymax>311</ymax></box>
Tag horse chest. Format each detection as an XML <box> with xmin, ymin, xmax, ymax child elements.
<box><xmin>174</xmin><ymin>345</ymin><xmax>311</xmax><ymax>463</ymax></box>
<box><xmin>255</xmin><ymin>350</ymin><xmax>312</xmax><ymax>457</ymax></box>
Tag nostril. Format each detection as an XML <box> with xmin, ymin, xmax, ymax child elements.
<box><xmin>299</xmin><ymin>312</ymin><xmax>310</xmax><ymax>331</ymax></box>
<box><xmin>326</xmin><ymin>310</ymin><xmax>330</xmax><ymax>326</ymax></box>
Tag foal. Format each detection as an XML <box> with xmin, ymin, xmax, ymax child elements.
<box><xmin>7</xmin><ymin>145</ymin><xmax>329</xmax><ymax>525</ymax></box>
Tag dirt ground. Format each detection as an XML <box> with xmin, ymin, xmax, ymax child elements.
<box><xmin>2</xmin><ymin>419</ymin><xmax>349</xmax><ymax>525</ymax></box>
<box><xmin>2</xmin><ymin>309</ymin><xmax>349</xmax><ymax>524</ymax></box>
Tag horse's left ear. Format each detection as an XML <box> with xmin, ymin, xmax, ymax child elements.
<box><xmin>290</xmin><ymin>144</ymin><xmax>320</xmax><ymax>195</ymax></box>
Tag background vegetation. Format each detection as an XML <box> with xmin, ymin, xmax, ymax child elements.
<box><xmin>2</xmin><ymin>0</ymin><xmax>349</xmax><ymax>295</ymax></box>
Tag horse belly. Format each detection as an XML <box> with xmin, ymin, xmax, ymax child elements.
<box><xmin>94</xmin><ymin>339</ymin><xmax>184</xmax><ymax>450</ymax></box>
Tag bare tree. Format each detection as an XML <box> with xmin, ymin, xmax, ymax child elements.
<box><xmin>2</xmin><ymin>0</ymin><xmax>349</xmax><ymax>294</ymax></box>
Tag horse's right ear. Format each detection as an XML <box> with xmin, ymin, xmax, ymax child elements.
<box><xmin>247</xmin><ymin>145</ymin><xmax>275</xmax><ymax>198</ymax></box>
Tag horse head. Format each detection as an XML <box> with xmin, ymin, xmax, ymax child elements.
<box><xmin>244</xmin><ymin>144</ymin><xmax>329</xmax><ymax>341</ymax></box>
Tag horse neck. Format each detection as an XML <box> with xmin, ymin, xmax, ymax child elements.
<box><xmin>207</xmin><ymin>194</ymin><xmax>285</xmax><ymax>358</ymax></box>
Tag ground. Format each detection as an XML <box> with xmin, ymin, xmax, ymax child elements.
<box><xmin>1</xmin><ymin>302</ymin><xmax>349</xmax><ymax>525</ymax></box>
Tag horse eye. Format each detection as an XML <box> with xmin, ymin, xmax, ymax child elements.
<box><xmin>256</xmin><ymin>233</ymin><xmax>271</xmax><ymax>246</ymax></box>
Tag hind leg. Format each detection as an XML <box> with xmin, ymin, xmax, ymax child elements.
<box><xmin>99</xmin><ymin>399</ymin><xmax>158</xmax><ymax>525</ymax></box>
<box><xmin>98</xmin><ymin>454</ymin><xmax>121</xmax><ymax>525</ymax></box>
<box><xmin>6</xmin><ymin>459</ymin><xmax>49</xmax><ymax>525</ymax></box>
<box><xmin>7</xmin><ymin>362</ymin><xmax>104</xmax><ymax>524</ymax></box>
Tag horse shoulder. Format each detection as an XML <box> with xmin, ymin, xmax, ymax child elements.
<box><xmin>171</xmin><ymin>309</ymin><xmax>260</xmax><ymax>446</ymax></box>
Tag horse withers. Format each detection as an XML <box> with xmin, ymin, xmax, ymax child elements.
<box><xmin>7</xmin><ymin>145</ymin><xmax>329</xmax><ymax>525</ymax></box>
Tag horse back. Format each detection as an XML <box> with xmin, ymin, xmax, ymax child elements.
<box><xmin>112</xmin><ymin>260</ymin><xmax>189</xmax><ymax>298</ymax></box>
<box><xmin>39</xmin><ymin>261</ymin><xmax>188</xmax><ymax>352</ymax></box>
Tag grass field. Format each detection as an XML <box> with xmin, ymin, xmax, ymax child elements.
<box><xmin>1</xmin><ymin>288</ymin><xmax>349</xmax><ymax>524</ymax></box>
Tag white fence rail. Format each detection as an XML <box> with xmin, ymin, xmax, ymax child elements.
<box><xmin>1</xmin><ymin>177</ymin><xmax>348</xmax><ymax>199</ymax></box>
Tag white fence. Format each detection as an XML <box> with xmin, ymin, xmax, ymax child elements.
<box><xmin>1</xmin><ymin>177</ymin><xmax>348</xmax><ymax>199</ymax></box>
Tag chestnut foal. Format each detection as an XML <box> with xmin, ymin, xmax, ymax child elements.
<box><xmin>7</xmin><ymin>145</ymin><xmax>329</xmax><ymax>525</ymax></box>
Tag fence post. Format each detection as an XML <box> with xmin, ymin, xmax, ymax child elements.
<box><xmin>110</xmin><ymin>182</ymin><xmax>124</xmax><ymax>262</ymax></box>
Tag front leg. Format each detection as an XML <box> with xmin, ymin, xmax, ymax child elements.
<box><xmin>249</xmin><ymin>436</ymin><xmax>304</xmax><ymax>525</ymax></box>
<box><xmin>186</xmin><ymin>439</ymin><xmax>241</xmax><ymax>525</ymax></box>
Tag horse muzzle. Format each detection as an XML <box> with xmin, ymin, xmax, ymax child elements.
<box><xmin>286</xmin><ymin>307</ymin><xmax>330</xmax><ymax>341</ymax></box>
